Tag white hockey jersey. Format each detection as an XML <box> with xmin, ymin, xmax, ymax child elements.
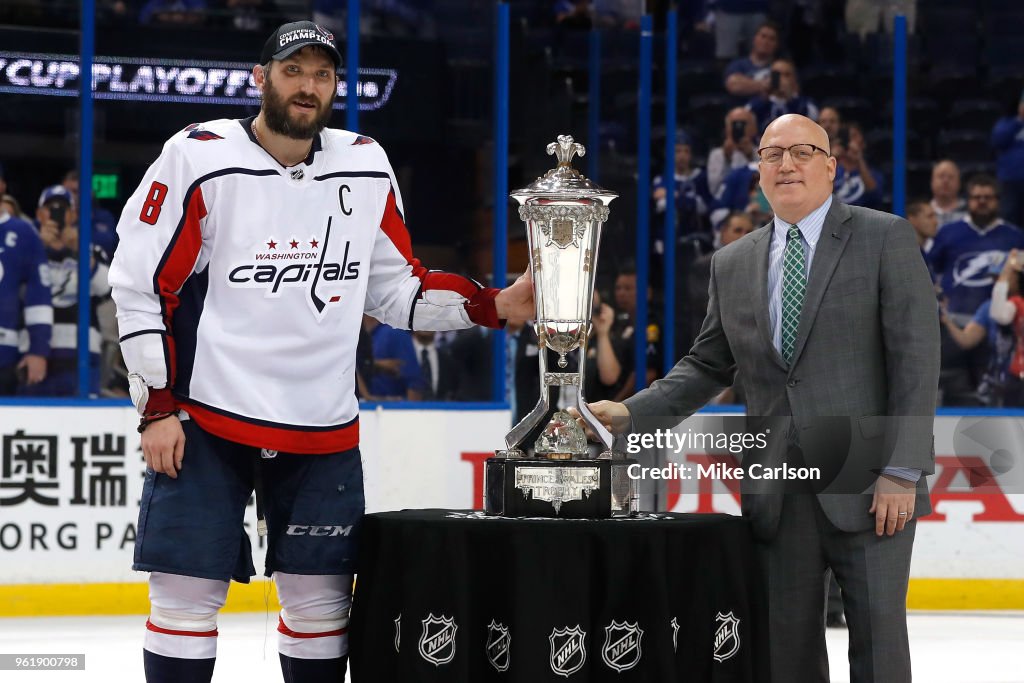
<box><xmin>109</xmin><ymin>117</ymin><xmax>500</xmax><ymax>453</ymax></box>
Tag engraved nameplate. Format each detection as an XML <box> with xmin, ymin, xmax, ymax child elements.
<box><xmin>514</xmin><ymin>466</ymin><xmax>602</xmax><ymax>514</ymax></box>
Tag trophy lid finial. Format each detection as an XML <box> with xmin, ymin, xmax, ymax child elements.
<box><xmin>510</xmin><ymin>132</ymin><xmax>616</xmax><ymax>202</ymax></box>
<box><xmin>547</xmin><ymin>135</ymin><xmax>586</xmax><ymax>167</ymax></box>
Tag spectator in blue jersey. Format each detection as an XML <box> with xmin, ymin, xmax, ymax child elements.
<box><xmin>746</xmin><ymin>59</ymin><xmax>819</xmax><ymax>134</ymax></box>
<box><xmin>363</xmin><ymin>315</ymin><xmax>425</xmax><ymax>400</ymax></box>
<box><xmin>0</xmin><ymin>197</ymin><xmax>51</xmax><ymax>394</ymax></box>
<box><xmin>930</xmin><ymin>160</ymin><xmax>968</xmax><ymax>229</ymax></box>
<box><xmin>27</xmin><ymin>185</ymin><xmax>110</xmax><ymax>396</ymax></box>
<box><xmin>60</xmin><ymin>170</ymin><xmax>119</xmax><ymax>257</ymax></box>
<box><xmin>651</xmin><ymin>130</ymin><xmax>713</xmax><ymax>240</ymax></box>
<box><xmin>710</xmin><ymin>159</ymin><xmax>760</xmax><ymax>227</ymax></box>
<box><xmin>928</xmin><ymin>175</ymin><xmax>1024</xmax><ymax>404</ymax></box>
<box><xmin>928</xmin><ymin>174</ymin><xmax>1024</xmax><ymax>319</ymax></box>
<box><xmin>942</xmin><ymin>252</ymin><xmax>1022</xmax><ymax>406</ymax></box>
<box><xmin>990</xmin><ymin>92</ymin><xmax>1024</xmax><ymax>230</ymax></box>
<box><xmin>712</xmin><ymin>0</ymin><xmax>770</xmax><ymax>61</ymax></box>
<box><xmin>831</xmin><ymin>124</ymin><xmax>883</xmax><ymax>209</ymax></box>
<box><xmin>723</xmin><ymin>20</ymin><xmax>779</xmax><ymax>98</ymax></box>
<box><xmin>706</xmin><ymin>107</ymin><xmax>759</xmax><ymax>196</ymax></box>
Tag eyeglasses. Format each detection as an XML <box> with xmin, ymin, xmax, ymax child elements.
<box><xmin>757</xmin><ymin>144</ymin><xmax>830</xmax><ymax>165</ymax></box>
<box><xmin>968</xmin><ymin>194</ymin><xmax>998</xmax><ymax>201</ymax></box>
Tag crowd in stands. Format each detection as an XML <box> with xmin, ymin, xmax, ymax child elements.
<box><xmin>5</xmin><ymin>0</ymin><xmax>1024</xmax><ymax>411</ymax></box>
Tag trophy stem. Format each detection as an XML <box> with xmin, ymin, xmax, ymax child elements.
<box><xmin>575</xmin><ymin>333</ymin><xmax>614</xmax><ymax>452</ymax></box>
<box><xmin>502</xmin><ymin>333</ymin><xmax>552</xmax><ymax>452</ymax></box>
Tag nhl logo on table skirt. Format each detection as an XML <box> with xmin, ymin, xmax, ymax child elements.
<box><xmin>418</xmin><ymin>614</ymin><xmax>457</xmax><ymax>666</ymax></box>
<box><xmin>485</xmin><ymin>620</ymin><xmax>511</xmax><ymax>672</ymax></box>
<box><xmin>549</xmin><ymin>625</ymin><xmax>587</xmax><ymax>677</ymax></box>
<box><xmin>713</xmin><ymin>611</ymin><xmax>741</xmax><ymax>663</ymax></box>
<box><xmin>601</xmin><ymin>620</ymin><xmax>643</xmax><ymax>672</ymax></box>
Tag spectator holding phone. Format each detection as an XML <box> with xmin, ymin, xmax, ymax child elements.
<box><xmin>832</xmin><ymin>123</ymin><xmax>884</xmax><ymax>209</ymax></box>
<box><xmin>0</xmin><ymin>190</ymin><xmax>51</xmax><ymax>394</ymax></box>
<box><xmin>707</xmin><ymin>107</ymin><xmax>759</xmax><ymax>196</ymax></box>
<box><xmin>943</xmin><ymin>250</ymin><xmax>1023</xmax><ymax>406</ymax></box>
<box><xmin>984</xmin><ymin>249</ymin><xmax>1024</xmax><ymax>405</ymax></box>
<box><xmin>28</xmin><ymin>185</ymin><xmax>110</xmax><ymax>396</ymax></box>
<box><xmin>745</xmin><ymin>59</ymin><xmax>819</xmax><ymax>134</ymax></box>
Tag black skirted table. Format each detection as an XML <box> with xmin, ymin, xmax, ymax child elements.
<box><xmin>349</xmin><ymin>510</ymin><xmax>767</xmax><ymax>683</ymax></box>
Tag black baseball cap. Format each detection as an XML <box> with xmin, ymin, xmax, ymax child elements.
<box><xmin>260</xmin><ymin>21</ymin><xmax>342</xmax><ymax>71</ymax></box>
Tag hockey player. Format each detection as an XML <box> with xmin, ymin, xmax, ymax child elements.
<box><xmin>0</xmin><ymin>196</ymin><xmax>51</xmax><ymax>394</ymax></box>
<box><xmin>108</xmin><ymin>20</ymin><xmax>534</xmax><ymax>683</ymax></box>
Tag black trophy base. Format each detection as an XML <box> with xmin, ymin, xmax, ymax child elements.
<box><xmin>483</xmin><ymin>456</ymin><xmax>637</xmax><ymax>518</ymax></box>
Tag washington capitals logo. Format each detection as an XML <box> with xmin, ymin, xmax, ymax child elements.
<box><xmin>418</xmin><ymin>614</ymin><xmax>457</xmax><ymax>666</ymax></box>
<box><xmin>186</xmin><ymin>126</ymin><xmax>224</xmax><ymax>141</ymax></box>
<box><xmin>226</xmin><ymin>216</ymin><xmax>360</xmax><ymax>321</ymax></box>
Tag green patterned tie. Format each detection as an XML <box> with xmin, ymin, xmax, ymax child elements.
<box><xmin>781</xmin><ymin>224</ymin><xmax>806</xmax><ymax>363</ymax></box>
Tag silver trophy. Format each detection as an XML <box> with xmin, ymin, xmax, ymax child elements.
<box><xmin>483</xmin><ymin>135</ymin><xmax>638</xmax><ymax>518</ymax></box>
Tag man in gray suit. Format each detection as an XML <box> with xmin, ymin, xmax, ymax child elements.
<box><xmin>585</xmin><ymin>114</ymin><xmax>940</xmax><ymax>682</ymax></box>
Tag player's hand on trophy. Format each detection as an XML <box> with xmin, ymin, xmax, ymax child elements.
<box><xmin>495</xmin><ymin>271</ymin><xmax>535</xmax><ymax>321</ymax></box>
<box><xmin>568</xmin><ymin>400</ymin><xmax>631</xmax><ymax>439</ymax></box>
<box><xmin>141</xmin><ymin>416</ymin><xmax>186</xmax><ymax>479</ymax></box>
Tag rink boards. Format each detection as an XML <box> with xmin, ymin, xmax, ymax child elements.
<box><xmin>0</xmin><ymin>405</ymin><xmax>1021</xmax><ymax>615</ymax></box>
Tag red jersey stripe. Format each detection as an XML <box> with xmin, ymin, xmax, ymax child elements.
<box><xmin>156</xmin><ymin>187</ymin><xmax>207</xmax><ymax>383</ymax></box>
<box><xmin>277</xmin><ymin>616</ymin><xmax>348</xmax><ymax>639</ymax></box>
<box><xmin>379</xmin><ymin>189</ymin><xmax>427</xmax><ymax>282</ymax></box>
<box><xmin>146</xmin><ymin>619</ymin><xmax>217</xmax><ymax>638</ymax></box>
<box><xmin>183</xmin><ymin>401</ymin><xmax>360</xmax><ymax>454</ymax></box>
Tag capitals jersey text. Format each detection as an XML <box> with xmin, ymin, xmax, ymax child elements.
<box><xmin>109</xmin><ymin>118</ymin><xmax>500</xmax><ymax>453</ymax></box>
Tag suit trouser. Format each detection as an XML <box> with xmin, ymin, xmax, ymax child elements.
<box><xmin>756</xmin><ymin>493</ymin><xmax>916</xmax><ymax>683</ymax></box>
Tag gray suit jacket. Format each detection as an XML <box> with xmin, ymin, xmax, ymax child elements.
<box><xmin>625</xmin><ymin>200</ymin><xmax>940</xmax><ymax>538</ymax></box>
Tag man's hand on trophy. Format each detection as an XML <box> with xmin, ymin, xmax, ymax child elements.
<box><xmin>568</xmin><ymin>400</ymin><xmax>631</xmax><ymax>440</ymax></box>
<box><xmin>495</xmin><ymin>271</ymin><xmax>536</xmax><ymax>322</ymax></box>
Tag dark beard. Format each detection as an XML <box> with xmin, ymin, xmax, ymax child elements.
<box><xmin>970</xmin><ymin>210</ymin><xmax>998</xmax><ymax>227</ymax></box>
<box><xmin>261</xmin><ymin>73</ymin><xmax>333</xmax><ymax>140</ymax></box>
